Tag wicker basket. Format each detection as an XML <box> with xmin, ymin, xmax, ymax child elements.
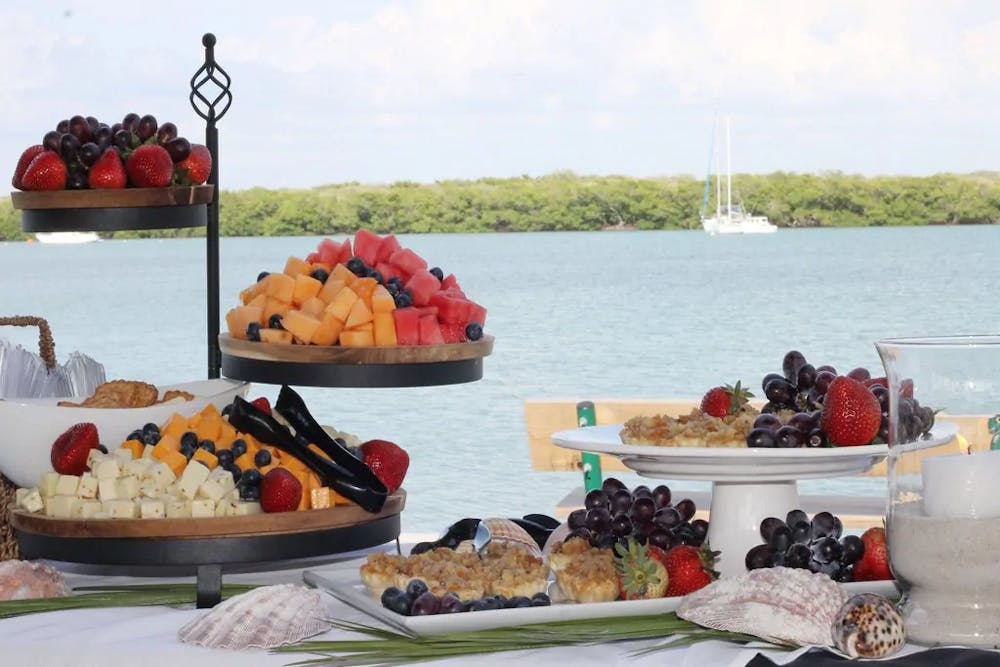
<box><xmin>0</xmin><ymin>316</ymin><xmax>57</xmax><ymax>559</ymax></box>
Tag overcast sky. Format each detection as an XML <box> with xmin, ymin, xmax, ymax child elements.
<box><xmin>2</xmin><ymin>1</ymin><xmax>998</xmax><ymax>189</ymax></box>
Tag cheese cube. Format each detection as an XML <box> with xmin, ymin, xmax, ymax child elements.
<box><xmin>19</xmin><ymin>488</ymin><xmax>44</xmax><ymax>513</ymax></box>
<box><xmin>14</xmin><ymin>488</ymin><xmax>28</xmax><ymax>506</ymax></box>
<box><xmin>55</xmin><ymin>474</ymin><xmax>80</xmax><ymax>497</ymax></box>
<box><xmin>190</xmin><ymin>499</ymin><xmax>215</xmax><ymax>518</ymax></box>
<box><xmin>138</xmin><ymin>479</ymin><xmax>162</xmax><ymax>498</ymax></box>
<box><xmin>103</xmin><ymin>500</ymin><xmax>138</xmax><ymax>519</ymax></box>
<box><xmin>75</xmin><ymin>500</ymin><xmax>103</xmax><ymax>519</ymax></box>
<box><xmin>226</xmin><ymin>487</ymin><xmax>241</xmax><ymax>502</ymax></box>
<box><xmin>93</xmin><ymin>458</ymin><xmax>120</xmax><ymax>480</ymax></box>
<box><xmin>165</xmin><ymin>499</ymin><xmax>191</xmax><ymax>518</ymax></box>
<box><xmin>146</xmin><ymin>461</ymin><xmax>176</xmax><ymax>489</ymax></box>
<box><xmin>113</xmin><ymin>447</ymin><xmax>134</xmax><ymax>464</ymax></box>
<box><xmin>214</xmin><ymin>499</ymin><xmax>233</xmax><ymax>517</ymax></box>
<box><xmin>98</xmin><ymin>478</ymin><xmax>119</xmax><ymax>501</ymax></box>
<box><xmin>232</xmin><ymin>501</ymin><xmax>262</xmax><ymax>516</ymax></box>
<box><xmin>116</xmin><ymin>475</ymin><xmax>140</xmax><ymax>500</ymax></box>
<box><xmin>48</xmin><ymin>495</ymin><xmax>78</xmax><ymax>519</ymax></box>
<box><xmin>139</xmin><ymin>499</ymin><xmax>166</xmax><ymax>519</ymax></box>
<box><xmin>39</xmin><ymin>472</ymin><xmax>59</xmax><ymax>497</ymax></box>
<box><xmin>124</xmin><ymin>458</ymin><xmax>152</xmax><ymax>478</ymax></box>
<box><xmin>142</xmin><ymin>444</ymin><xmax>155</xmax><ymax>459</ymax></box>
<box><xmin>77</xmin><ymin>475</ymin><xmax>99</xmax><ymax>500</ymax></box>
<box><xmin>86</xmin><ymin>449</ymin><xmax>107</xmax><ymax>470</ymax></box>
<box><xmin>197</xmin><ymin>467</ymin><xmax>236</xmax><ymax>502</ymax></box>
<box><xmin>177</xmin><ymin>462</ymin><xmax>211</xmax><ymax>500</ymax></box>
<box><xmin>92</xmin><ymin>511</ymin><xmax>110</xmax><ymax>520</ymax></box>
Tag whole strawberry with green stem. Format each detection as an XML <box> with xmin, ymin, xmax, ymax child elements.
<box><xmin>665</xmin><ymin>543</ymin><xmax>719</xmax><ymax>597</ymax></box>
<box><xmin>821</xmin><ymin>376</ymin><xmax>882</xmax><ymax>446</ymax></box>
<box><xmin>260</xmin><ymin>467</ymin><xmax>302</xmax><ymax>513</ymax></box>
<box><xmin>700</xmin><ymin>380</ymin><xmax>753</xmax><ymax>418</ymax></box>
<box><xmin>614</xmin><ymin>537</ymin><xmax>670</xmax><ymax>599</ymax></box>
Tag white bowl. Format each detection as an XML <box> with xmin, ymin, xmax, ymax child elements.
<box><xmin>0</xmin><ymin>379</ymin><xmax>250</xmax><ymax>488</ymax></box>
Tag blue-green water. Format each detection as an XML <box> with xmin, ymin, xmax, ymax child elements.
<box><xmin>2</xmin><ymin>227</ymin><xmax>998</xmax><ymax>531</ymax></box>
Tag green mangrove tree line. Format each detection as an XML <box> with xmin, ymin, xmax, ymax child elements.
<box><xmin>2</xmin><ymin>171</ymin><xmax>998</xmax><ymax>241</ymax></box>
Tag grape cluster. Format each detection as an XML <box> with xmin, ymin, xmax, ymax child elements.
<box><xmin>744</xmin><ymin>509</ymin><xmax>864</xmax><ymax>582</ymax></box>
<box><xmin>566</xmin><ymin>478</ymin><xmax>707</xmax><ymax>553</ymax></box>
<box><xmin>41</xmin><ymin>114</ymin><xmax>194</xmax><ymax>189</ymax></box>
<box><xmin>380</xmin><ymin>579</ymin><xmax>551</xmax><ymax>616</ymax></box>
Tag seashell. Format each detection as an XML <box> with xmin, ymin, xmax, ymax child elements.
<box><xmin>178</xmin><ymin>584</ymin><xmax>329</xmax><ymax>650</ymax></box>
<box><xmin>832</xmin><ymin>593</ymin><xmax>906</xmax><ymax>658</ymax></box>
<box><xmin>454</xmin><ymin>539</ymin><xmax>476</xmax><ymax>554</ymax></box>
<box><xmin>481</xmin><ymin>518</ymin><xmax>543</xmax><ymax>558</ymax></box>
<box><xmin>676</xmin><ymin>567</ymin><xmax>847</xmax><ymax>647</ymax></box>
<box><xmin>0</xmin><ymin>560</ymin><xmax>70</xmax><ymax>601</ymax></box>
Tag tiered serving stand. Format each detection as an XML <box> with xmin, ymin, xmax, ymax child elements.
<box><xmin>551</xmin><ymin>422</ymin><xmax>957</xmax><ymax>578</ymax></box>
<box><xmin>7</xmin><ymin>33</ymin><xmax>492</xmax><ymax>606</ymax></box>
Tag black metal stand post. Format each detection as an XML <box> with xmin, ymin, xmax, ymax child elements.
<box><xmin>190</xmin><ymin>33</ymin><xmax>232</xmax><ymax>379</ymax></box>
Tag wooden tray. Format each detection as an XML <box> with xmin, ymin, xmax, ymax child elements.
<box><xmin>11</xmin><ymin>185</ymin><xmax>214</xmax><ymax>210</ymax></box>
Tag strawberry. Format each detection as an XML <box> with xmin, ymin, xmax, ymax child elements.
<box><xmin>699</xmin><ymin>380</ymin><xmax>753</xmax><ymax>418</ymax></box>
<box><xmin>260</xmin><ymin>467</ymin><xmax>302</xmax><ymax>513</ymax></box>
<box><xmin>250</xmin><ymin>396</ymin><xmax>272</xmax><ymax>415</ymax></box>
<box><xmin>664</xmin><ymin>544</ymin><xmax>718</xmax><ymax>597</ymax></box>
<box><xmin>174</xmin><ymin>144</ymin><xmax>212</xmax><ymax>185</ymax></box>
<box><xmin>359</xmin><ymin>439</ymin><xmax>410</xmax><ymax>492</ymax></box>
<box><xmin>125</xmin><ymin>144</ymin><xmax>173</xmax><ymax>187</ymax></box>
<box><xmin>614</xmin><ymin>537</ymin><xmax>669</xmax><ymax>599</ymax></box>
<box><xmin>20</xmin><ymin>151</ymin><xmax>67</xmax><ymax>191</ymax></box>
<box><xmin>820</xmin><ymin>376</ymin><xmax>882</xmax><ymax>446</ymax></box>
<box><xmin>50</xmin><ymin>423</ymin><xmax>99</xmax><ymax>475</ymax></box>
<box><xmin>853</xmin><ymin>526</ymin><xmax>891</xmax><ymax>581</ymax></box>
<box><xmin>12</xmin><ymin>145</ymin><xmax>45</xmax><ymax>189</ymax></box>
<box><xmin>88</xmin><ymin>147</ymin><xmax>127</xmax><ymax>189</ymax></box>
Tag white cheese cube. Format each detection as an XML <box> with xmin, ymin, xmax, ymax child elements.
<box><xmin>104</xmin><ymin>500</ymin><xmax>137</xmax><ymax>519</ymax></box>
<box><xmin>55</xmin><ymin>474</ymin><xmax>80</xmax><ymax>497</ymax></box>
<box><xmin>39</xmin><ymin>472</ymin><xmax>59</xmax><ymax>497</ymax></box>
<box><xmin>86</xmin><ymin>449</ymin><xmax>105</xmax><ymax>470</ymax></box>
<box><xmin>72</xmin><ymin>500</ymin><xmax>103</xmax><ymax>519</ymax></box>
<box><xmin>19</xmin><ymin>488</ymin><xmax>44</xmax><ymax>513</ymax></box>
<box><xmin>48</xmin><ymin>495</ymin><xmax>78</xmax><ymax>519</ymax></box>
<box><xmin>177</xmin><ymin>462</ymin><xmax>211</xmax><ymax>500</ymax></box>
<box><xmin>190</xmin><ymin>499</ymin><xmax>215</xmax><ymax>518</ymax></box>
<box><xmin>92</xmin><ymin>511</ymin><xmax>110</xmax><ymax>520</ymax></box>
<box><xmin>93</xmin><ymin>458</ymin><xmax>120</xmax><ymax>480</ymax></box>
<box><xmin>115</xmin><ymin>475</ymin><xmax>140</xmax><ymax>500</ymax></box>
<box><xmin>165</xmin><ymin>499</ymin><xmax>191</xmax><ymax>518</ymax></box>
<box><xmin>15</xmin><ymin>488</ymin><xmax>28</xmax><ymax>506</ymax></box>
<box><xmin>98</xmin><ymin>478</ymin><xmax>119</xmax><ymax>501</ymax></box>
<box><xmin>124</xmin><ymin>458</ymin><xmax>152</xmax><ymax>478</ymax></box>
<box><xmin>77</xmin><ymin>475</ymin><xmax>99</xmax><ymax>500</ymax></box>
<box><xmin>146</xmin><ymin>461</ymin><xmax>176</xmax><ymax>488</ymax></box>
<box><xmin>227</xmin><ymin>487</ymin><xmax>241</xmax><ymax>502</ymax></box>
<box><xmin>232</xmin><ymin>501</ymin><xmax>263</xmax><ymax>516</ymax></box>
<box><xmin>214</xmin><ymin>499</ymin><xmax>232</xmax><ymax>517</ymax></box>
<box><xmin>139</xmin><ymin>499</ymin><xmax>165</xmax><ymax>519</ymax></box>
<box><xmin>197</xmin><ymin>473</ymin><xmax>236</xmax><ymax>502</ymax></box>
<box><xmin>138</xmin><ymin>479</ymin><xmax>162</xmax><ymax>498</ymax></box>
<box><xmin>113</xmin><ymin>448</ymin><xmax>134</xmax><ymax>464</ymax></box>
<box><xmin>142</xmin><ymin>444</ymin><xmax>155</xmax><ymax>459</ymax></box>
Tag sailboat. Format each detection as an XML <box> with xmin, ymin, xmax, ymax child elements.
<box><xmin>700</xmin><ymin>117</ymin><xmax>777</xmax><ymax>235</ymax></box>
<box><xmin>34</xmin><ymin>232</ymin><xmax>100</xmax><ymax>244</ymax></box>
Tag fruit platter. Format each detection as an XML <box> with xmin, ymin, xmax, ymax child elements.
<box><xmin>9</xmin><ymin>113</ymin><xmax>213</xmax><ymax>232</ymax></box>
<box><xmin>551</xmin><ymin>351</ymin><xmax>959</xmax><ymax>577</ymax></box>
<box><xmin>219</xmin><ymin>230</ymin><xmax>494</xmax><ymax>387</ymax></box>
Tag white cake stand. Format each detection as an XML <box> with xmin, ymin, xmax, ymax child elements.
<box><xmin>551</xmin><ymin>422</ymin><xmax>958</xmax><ymax>578</ymax></box>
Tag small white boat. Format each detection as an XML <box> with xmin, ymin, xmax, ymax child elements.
<box><xmin>700</xmin><ymin>116</ymin><xmax>777</xmax><ymax>235</ymax></box>
<box><xmin>34</xmin><ymin>232</ymin><xmax>100</xmax><ymax>244</ymax></box>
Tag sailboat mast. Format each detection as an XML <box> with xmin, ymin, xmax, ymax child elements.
<box><xmin>715</xmin><ymin>121</ymin><xmax>721</xmax><ymax>219</ymax></box>
<box><xmin>726</xmin><ymin>116</ymin><xmax>732</xmax><ymax>219</ymax></box>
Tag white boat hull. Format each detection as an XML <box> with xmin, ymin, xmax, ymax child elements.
<box><xmin>701</xmin><ymin>215</ymin><xmax>777</xmax><ymax>235</ymax></box>
<box><xmin>34</xmin><ymin>232</ymin><xmax>100</xmax><ymax>244</ymax></box>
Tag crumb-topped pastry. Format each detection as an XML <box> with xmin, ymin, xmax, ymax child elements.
<box><xmin>482</xmin><ymin>542</ymin><xmax>548</xmax><ymax>597</ymax></box>
<box><xmin>552</xmin><ymin>540</ymin><xmax>617</xmax><ymax>603</ymax></box>
<box><xmin>620</xmin><ymin>407</ymin><xmax>758</xmax><ymax>448</ymax></box>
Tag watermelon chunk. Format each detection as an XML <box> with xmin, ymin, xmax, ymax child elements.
<box><xmin>439</xmin><ymin>322</ymin><xmax>467</xmax><ymax>344</ymax></box>
<box><xmin>376</xmin><ymin>262</ymin><xmax>403</xmax><ymax>283</ymax></box>
<box><xmin>354</xmin><ymin>229</ymin><xmax>382</xmax><ymax>265</ymax></box>
<box><xmin>336</xmin><ymin>238</ymin><xmax>353</xmax><ymax>265</ymax></box>
<box><xmin>392</xmin><ymin>307</ymin><xmax>421</xmax><ymax>346</ymax></box>
<box><xmin>389</xmin><ymin>248</ymin><xmax>428</xmax><ymax>277</ymax></box>
<box><xmin>428</xmin><ymin>293</ymin><xmax>472</xmax><ymax>324</ymax></box>
<box><xmin>317</xmin><ymin>239</ymin><xmax>341</xmax><ymax>265</ymax></box>
<box><xmin>441</xmin><ymin>274</ymin><xmax>461</xmax><ymax>291</ymax></box>
<box><xmin>405</xmin><ymin>269</ymin><xmax>441</xmax><ymax>306</ymax></box>
<box><xmin>415</xmin><ymin>306</ymin><xmax>439</xmax><ymax>318</ymax></box>
<box><xmin>467</xmin><ymin>300</ymin><xmax>487</xmax><ymax>326</ymax></box>
<box><xmin>376</xmin><ymin>234</ymin><xmax>402</xmax><ymax>263</ymax></box>
<box><xmin>418</xmin><ymin>315</ymin><xmax>445</xmax><ymax>345</ymax></box>
<box><xmin>306</xmin><ymin>251</ymin><xmax>321</xmax><ymax>263</ymax></box>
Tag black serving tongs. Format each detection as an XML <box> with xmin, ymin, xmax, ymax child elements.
<box><xmin>227</xmin><ymin>393</ymin><xmax>388</xmax><ymax>513</ymax></box>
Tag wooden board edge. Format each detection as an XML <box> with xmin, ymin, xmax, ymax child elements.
<box><xmin>219</xmin><ymin>333</ymin><xmax>494</xmax><ymax>365</ymax></box>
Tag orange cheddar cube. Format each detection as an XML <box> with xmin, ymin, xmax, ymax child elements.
<box><xmin>292</xmin><ymin>273</ymin><xmax>323</xmax><ymax>306</ymax></box>
<box><xmin>162</xmin><ymin>413</ymin><xmax>189</xmax><ymax>439</ymax></box>
<box><xmin>283</xmin><ymin>256</ymin><xmax>313</xmax><ymax>278</ymax></box>
<box><xmin>258</xmin><ymin>463</ymin><xmax>279</xmax><ymax>477</ymax></box>
<box><xmin>326</xmin><ymin>287</ymin><xmax>358</xmax><ymax>323</ymax></box>
<box><xmin>294</xmin><ymin>470</ymin><xmax>311</xmax><ymax>510</ymax></box>
<box><xmin>156</xmin><ymin>433</ymin><xmax>181</xmax><ymax>452</ymax></box>
<box><xmin>350</xmin><ymin>277</ymin><xmax>378</xmax><ymax>304</ymax></box>
<box><xmin>264</xmin><ymin>273</ymin><xmax>296</xmax><ymax>303</ymax></box>
<box><xmin>259</xmin><ymin>328</ymin><xmax>294</xmax><ymax>344</ymax></box>
<box><xmin>340</xmin><ymin>329</ymin><xmax>375</xmax><ymax>347</ymax></box>
<box><xmin>311</xmin><ymin>312</ymin><xmax>344</xmax><ymax>347</ymax></box>
<box><xmin>191</xmin><ymin>448</ymin><xmax>219</xmax><ymax>470</ymax></box>
<box><xmin>371</xmin><ymin>285</ymin><xmax>395</xmax><ymax>313</ymax></box>
<box><xmin>161</xmin><ymin>449</ymin><xmax>188</xmax><ymax>477</ymax></box>
<box><xmin>331</xmin><ymin>489</ymin><xmax>355</xmax><ymax>505</ymax></box>
<box><xmin>200</xmin><ymin>404</ymin><xmax>222</xmax><ymax>421</ymax></box>
<box><xmin>373</xmin><ymin>312</ymin><xmax>397</xmax><ymax>347</ymax></box>
<box><xmin>235</xmin><ymin>452</ymin><xmax>257</xmax><ymax>471</ymax></box>
<box><xmin>310</xmin><ymin>486</ymin><xmax>333</xmax><ymax>510</ymax></box>
<box><xmin>317</xmin><ymin>278</ymin><xmax>346</xmax><ymax>305</ymax></box>
<box><xmin>195</xmin><ymin>416</ymin><xmax>222</xmax><ymax>443</ymax></box>
<box><xmin>345</xmin><ymin>298</ymin><xmax>373</xmax><ymax>330</ymax></box>
<box><xmin>280</xmin><ymin>454</ymin><xmax>308</xmax><ymax>473</ymax></box>
<box><xmin>300</xmin><ymin>296</ymin><xmax>326</xmax><ymax>319</ymax></box>
<box><xmin>282</xmin><ymin>310</ymin><xmax>322</xmax><ymax>345</ymax></box>
<box><xmin>121</xmin><ymin>439</ymin><xmax>143</xmax><ymax>460</ymax></box>
<box><xmin>307</xmin><ymin>443</ymin><xmax>331</xmax><ymax>459</ymax></box>
<box><xmin>331</xmin><ymin>263</ymin><xmax>356</xmax><ymax>286</ymax></box>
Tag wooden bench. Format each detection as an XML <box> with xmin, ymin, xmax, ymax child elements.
<box><xmin>524</xmin><ymin>398</ymin><xmax>983</xmax><ymax>530</ymax></box>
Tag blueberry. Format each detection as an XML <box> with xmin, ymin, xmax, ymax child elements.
<box><xmin>241</xmin><ymin>484</ymin><xmax>260</xmax><ymax>501</ymax></box>
<box><xmin>481</xmin><ymin>597</ymin><xmax>502</xmax><ymax>610</ymax></box>
<box><xmin>346</xmin><ymin>257</ymin><xmax>366</xmax><ymax>276</ymax></box>
<box><xmin>386</xmin><ymin>282</ymin><xmax>400</xmax><ymax>296</ymax></box>
<box><xmin>257</xmin><ymin>271</ymin><xmax>269</xmax><ymax>282</ymax></box>
<box><xmin>465</xmin><ymin>321</ymin><xmax>483</xmax><ymax>342</ymax></box>
<box><xmin>531</xmin><ymin>592</ymin><xmax>550</xmax><ymax>603</ymax></box>
<box><xmin>180</xmin><ymin>431</ymin><xmax>199</xmax><ymax>450</ymax></box>
<box><xmin>254</xmin><ymin>449</ymin><xmax>272</xmax><ymax>467</ymax></box>
<box><xmin>429</xmin><ymin>267</ymin><xmax>444</xmax><ymax>281</ymax></box>
<box><xmin>387</xmin><ymin>276</ymin><xmax>403</xmax><ymax>289</ymax></box>
<box><xmin>380</xmin><ymin>587</ymin><xmax>405</xmax><ymax>609</ymax></box>
<box><xmin>406</xmin><ymin>579</ymin><xmax>429</xmax><ymax>598</ymax></box>
<box><xmin>241</xmin><ymin>468</ymin><xmax>261</xmax><ymax>486</ymax></box>
<box><xmin>246</xmin><ymin>322</ymin><xmax>261</xmax><ymax>342</ymax></box>
<box><xmin>231</xmin><ymin>439</ymin><xmax>247</xmax><ymax>458</ymax></box>
<box><xmin>311</xmin><ymin>268</ymin><xmax>329</xmax><ymax>283</ymax></box>
<box><xmin>141</xmin><ymin>422</ymin><xmax>159</xmax><ymax>438</ymax></box>
<box><xmin>385</xmin><ymin>591</ymin><xmax>413</xmax><ymax>616</ymax></box>
<box><xmin>140</xmin><ymin>423</ymin><xmax>160</xmax><ymax>446</ymax></box>
<box><xmin>198</xmin><ymin>439</ymin><xmax>215</xmax><ymax>454</ymax></box>
<box><xmin>506</xmin><ymin>596</ymin><xmax>531</xmax><ymax>608</ymax></box>
<box><xmin>466</xmin><ymin>599</ymin><xmax>489</xmax><ymax>612</ymax></box>
<box><xmin>394</xmin><ymin>291</ymin><xmax>413</xmax><ymax>308</ymax></box>
<box><xmin>366</xmin><ymin>269</ymin><xmax>383</xmax><ymax>284</ymax></box>
<box><xmin>530</xmin><ymin>597</ymin><xmax>551</xmax><ymax>607</ymax></box>
<box><xmin>127</xmin><ymin>429</ymin><xmax>143</xmax><ymax>442</ymax></box>
<box><xmin>216</xmin><ymin>448</ymin><xmax>234</xmax><ymax>467</ymax></box>
<box><xmin>268</xmin><ymin>314</ymin><xmax>284</xmax><ymax>330</ymax></box>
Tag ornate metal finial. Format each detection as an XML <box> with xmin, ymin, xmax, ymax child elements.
<box><xmin>190</xmin><ymin>32</ymin><xmax>232</xmax><ymax>124</ymax></box>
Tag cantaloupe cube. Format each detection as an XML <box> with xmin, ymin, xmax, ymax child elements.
<box><xmin>239</xmin><ymin>283</ymin><xmax>263</xmax><ymax>305</ymax></box>
<box><xmin>317</xmin><ymin>279</ymin><xmax>346</xmax><ymax>305</ymax></box>
<box><xmin>162</xmin><ymin>413</ymin><xmax>189</xmax><ymax>439</ymax></box>
<box><xmin>283</xmin><ymin>256</ymin><xmax>312</xmax><ymax>278</ymax></box>
<box><xmin>371</xmin><ymin>285</ymin><xmax>395</xmax><ymax>313</ymax></box>
<box><xmin>350</xmin><ymin>277</ymin><xmax>378</xmax><ymax>305</ymax></box>
<box><xmin>260</xmin><ymin>328</ymin><xmax>294</xmax><ymax>344</ymax></box>
<box><xmin>264</xmin><ymin>297</ymin><xmax>292</xmax><ymax>323</ymax></box>
<box><xmin>121</xmin><ymin>439</ymin><xmax>144</xmax><ymax>460</ymax></box>
<box><xmin>292</xmin><ymin>274</ymin><xmax>323</xmax><ymax>306</ymax></box>
<box><xmin>345</xmin><ymin>298</ymin><xmax>373</xmax><ymax>329</ymax></box>
<box><xmin>326</xmin><ymin>287</ymin><xmax>359</xmax><ymax>323</ymax></box>
<box><xmin>191</xmin><ymin>448</ymin><xmax>218</xmax><ymax>470</ymax></box>
<box><xmin>331</xmin><ymin>263</ymin><xmax>356</xmax><ymax>285</ymax></box>
<box><xmin>247</xmin><ymin>293</ymin><xmax>268</xmax><ymax>311</ymax></box>
<box><xmin>312</xmin><ymin>312</ymin><xmax>345</xmax><ymax>346</ymax></box>
<box><xmin>300</xmin><ymin>296</ymin><xmax>326</xmax><ymax>318</ymax></box>
<box><xmin>226</xmin><ymin>305</ymin><xmax>264</xmax><ymax>340</ymax></box>
<box><xmin>374</xmin><ymin>312</ymin><xmax>398</xmax><ymax>347</ymax></box>
<box><xmin>340</xmin><ymin>329</ymin><xmax>375</xmax><ymax>347</ymax></box>
<box><xmin>161</xmin><ymin>449</ymin><xmax>188</xmax><ymax>477</ymax></box>
<box><xmin>282</xmin><ymin>310</ymin><xmax>322</xmax><ymax>345</ymax></box>
<box><xmin>310</xmin><ymin>486</ymin><xmax>332</xmax><ymax>510</ymax></box>
<box><xmin>264</xmin><ymin>273</ymin><xmax>296</xmax><ymax>303</ymax></box>
<box><xmin>156</xmin><ymin>433</ymin><xmax>181</xmax><ymax>452</ymax></box>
